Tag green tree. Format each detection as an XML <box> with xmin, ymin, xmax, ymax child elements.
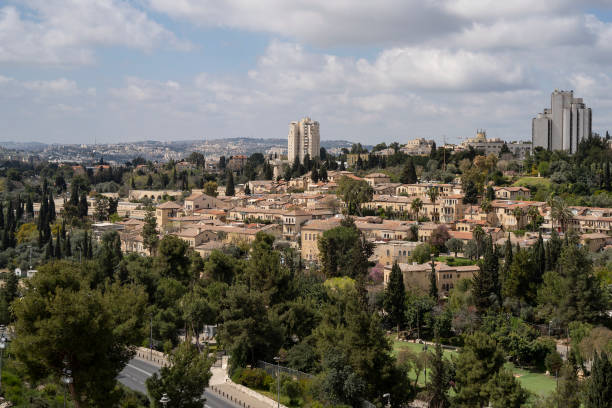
<box><xmin>203</xmin><ymin>181</ymin><xmax>218</xmax><ymax>197</ymax></box>
<box><xmin>446</xmin><ymin>238</ymin><xmax>463</xmax><ymax>257</ymax></box>
<box><xmin>583</xmin><ymin>352</ymin><xmax>612</xmax><ymax>407</ymax></box>
<box><xmin>204</xmin><ymin>250</ymin><xmax>237</xmax><ymax>284</ymax></box>
<box><xmin>400</xmin><ymin>159</ymin><xmax>417</xmax><ymax>184</ymax></box>
<box><xmin>427</xmin><ymin>187</ymin><xmax>440</xmax><ymax>222</ymax></box>
<box><xmin>336</xmin><ymin>176</ymin><xmax>373</xmax><ymax>216</ymax></box>
<box><xmin>538</xmin><ymin>242</ymin><xmax>607</xmax><ymax>324</ymax></box>
<box><xmin>487</xmin><ymin>369</ymin><xmax>529</xmax><ymax>408</ymax></box>
<box><xmin>318</xmin><ymin>221</ymin><xmax>362</xmax><ymax>278</ymax></box>
<box><xmin>453</xmin><ymin>331</ymin><xmax>505</xmax><ymax>408</ymax></box>
<box><xmin>13</xmin><ymin>261</ymin><xmax>147</xmax><ymax>407</ymax></box>
<box><xmin>427</xmin><ymin>337</ymin><xmax>450</xmax><ymax>408</ymax></box>
<box><xmin>218</xmin><ymin>284</ymin><xmax>283</xmax><ymax>369</ymax></box>
<box><xmin>146</xmin><ymin>342</ymin><xmax>213</xmax><ymax>408</ymax></box>
<box><xmin>429</xmin><ymin>257</ymin><xmax>438</xmax><ymax>300</ymax></box>
<box><xmin>412</xmin><ymin>243</ymin><xmax>432</xmax><ymax>264</ymax></box>
<box><xmin>411</xmin><ymin>198</ymin><xmax>423</xmax><ymax>221</ymax></box>
<box><xmin>143</xmin><ymin>207</ymin><xmax>159</xmax><ymax>256</ymax></box>
<box><xmin>383</xmin><ymin>262</ymin><xmax>406</xmax><ymax>334</ymax></box>
<box><xmin>472</xmin><ymin>236</ymin><xmax>500</xmax><ymax>314</ymax></box>
<box><xmin>226</xmin><ymin>171</ymin><xmax>235</xmax><ymax>196</ymax></box>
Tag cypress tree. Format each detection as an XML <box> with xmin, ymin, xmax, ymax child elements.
<box><xmin>15</xmin><ymin>195</ymin><xmax>23</xmax><ymax>221</ymax></box>
<box><xmin>0</xmin><ymin>202</ymin><xmax>4</xmax><ymax>229</ymax></box>
<box><xmin>584</xmin><ymin>352</ymin><xmax>612</xmax><ymax>408</ymax></box>
<box><xmin>400</xmin><ymin>159</ymin><xmax>417</xmax><ymax>184</ymax></box>
<box><xmin>226</xmin><ymin>172</ymin><xmax>235</xmax><ymax>196</ymax></box>
<box><xmin>428</xmin><ymin>332</ymin><xmax>450</xmax><ymax>408</ymax></box>
<box><xmin>54</xmin><ymin>235</ymin><xmax>62</xmax><ymax>259</ymax></box>
<box><xmin>48</xmin><ymin>191</ymin><xmax>56</xmax><ymax>222</ymax></box>
<box><xmin>605</xmin><ymin>161</ymin><xmax>611</xmax><ymax>192</ymax></box>
<box><xmin>535</xmin><ymin>231</ymin><xmax>545</xmax><ymax>279</ymax></box>
<box><xmin>6</xmin><ymin>200</ymin><xmax>14</xmax><ymax>233</ymax></box>
<box><xmin>1</xmin><ymin>228</ymin><xmax>9</xmax><ymax>251</ymax></box>
<box><xmin>64</xmin><ymin>234</ymin><xmax>72</xmax><ymax>257</ymax></box>
<box><xmin>429</xmin><ymin>257</ymin><xmax>438</xmax><ymax>301</ymax></box>
<box><xmin>383</xmin><ymin>262</ymin><xmax>406</xmax><ymax>334</ymax></box>
<box><xmin>473</xmin><ymin>235</ymin><xmax>500</xmax><ymax>313</ymax></box>
<box><xmin>320</xmin><ymin>165</ymin><xmax>328</xmax><ymax>182</ymax></box>
<box><xmin>244</xmin><ymin>183</ymin><xmax>251</xmax><ymax>195</ymax></box>
<box><xmin>79</xmin><ymin>192</ymin><xmax>88</xmax><ymax>218</ymax></box>
<box><xmin>45</xmin><ymin>240</ymin><xmax>53</xmax><ymax>259</ymax></box>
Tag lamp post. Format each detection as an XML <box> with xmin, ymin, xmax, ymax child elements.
<box><xmin>61</xmin><ymin>365</ymin><xmax>73</xmax><ymax>408</ymax></box>
<box><xmin>150</xmin><ymin>312</ymin><xmax>154</xmax><ymax>360</ymax></box>
<box><xmin>0</xmin><ymin>335</ymin><xmax>6</xmax><ymax>393</ymax></box>
<box><xmin>160</xmin><ymin>393</ymin><xmax>170</xmax><ymax>408</ymax></box>
<box><xmin>273</xmin><ymin>356</ymin><xmax>281</xmax><ymax>408</ymax></box>
<box><xmin>423</xmin><ymin>344</ymin><xmax>429</xmax><ymax>385</ymax></box>
<box><xmin>383</xmin><ymin>393</ymin><xmax>391</xmax><ymax>408</ymax></box>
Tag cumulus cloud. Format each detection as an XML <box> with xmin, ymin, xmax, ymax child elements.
<box><xmin>0</xmin><ymin>0</ymin><xmax>189</xmax><ymax>65</ymax></box>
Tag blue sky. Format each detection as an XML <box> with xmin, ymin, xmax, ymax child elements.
<box><xmin>2</xmin><ymin>0</ymin><xmax>612</xmax><ymax>145</ymax></box>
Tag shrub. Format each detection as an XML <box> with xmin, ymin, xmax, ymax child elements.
<box><xmin>235</xmin><ymin>368</ymin><xmax>272</xmax><ymax>389</ymax></box>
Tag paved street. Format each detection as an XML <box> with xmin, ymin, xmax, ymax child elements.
<box><xmin>119</xmin><ymin>358</ymin><xmax>241</xmax><ymax>408</ymax></box>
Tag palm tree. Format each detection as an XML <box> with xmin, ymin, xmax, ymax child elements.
<box><xmin>411</xmin><ymin>198</ymin><xmax>423</xmax><ymax>222</ymax></box>
<box><xmin>512</xmin><ymin>207</ymin><xmax>525</xmax><ymax>230</ymax></box>
<box><xmin>549</xmin><ymin>197</ymin><xmax>572</xmax><ymax>233</ymax></box>
<box><xmin>527</xmin><ymin>206</ymin><xmax>540</xmax><ymax>231</ymax></box>
<box><xmin>427</xmin><ymin>187</ymin><xmax>440</xmax><ymax>222</ymax></box>
<box><xmin>480</xmin><ymin>200</ymin><xmax>493</xmax><ymax>226</ymax></box>
<box><xmin>472</xmin><ymin>225</ymin><xmax>485</xmax><ymax>259</ymax></box>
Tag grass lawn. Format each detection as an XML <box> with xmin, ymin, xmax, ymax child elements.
<box><xmin>513</xmin><ymin>177</ymin><xmax>551</xmax><ymax>189</ymax></box>
<box><xmin>391</xmin><ymin>338</ymin><xmax>557</xmax><ymax>396</ymax></box>
<box><xmin>434</xmin><ymin>256</ymin><xmax>475</xmax><ymax>266</ymax></box>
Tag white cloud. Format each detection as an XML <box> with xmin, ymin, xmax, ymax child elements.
<box><xmin>0</xmin><ymin>1</ymin><xmax>188</xmax><ymax>65</ymax></box>
<box><xmin>23</xmin><ymin>78</ymin><xmax>79</xmax><ymax>95</ymax></box>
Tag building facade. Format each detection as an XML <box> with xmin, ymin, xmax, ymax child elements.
<box><xmin>288</xmin><ymin>117</ymin><xmax>320</xmax><ymax>164</ymax></box>
<box><xmin>532</xmin><ymin>90</ymin><xmax>592</xmax><ymax>153</ymax></box>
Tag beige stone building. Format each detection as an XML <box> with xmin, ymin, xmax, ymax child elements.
<box><xmin>383</xmin><ymin>261</ymin><xmax>479</xmax><ymax>298</ymax></box>
<box><xmin>364</xmin><ymin>173</ymin><xmax>391</xmax><ymax>186</ymax></box>
<box><xmin>371</xmin><ymin>240</ymin><xmax>420</xmax><ymax>266</ymax></box>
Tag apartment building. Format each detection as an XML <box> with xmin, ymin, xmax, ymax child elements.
<box><xmin>288</xmin><ymin>117</ymin><xmax>320</xmax><ymax>164</ymax></box>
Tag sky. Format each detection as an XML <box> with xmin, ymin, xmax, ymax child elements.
<box><xmin>1</xmin><ymin>1</ymin><xmax>612</xmax><ymax>145</ymax></box>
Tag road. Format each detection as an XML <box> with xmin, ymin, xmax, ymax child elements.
<box><xmin>118</xmin><ymin>358</ymin><xmax>240</xmax><ymax>408</ymax></box>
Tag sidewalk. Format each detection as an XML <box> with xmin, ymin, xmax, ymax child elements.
<box><xmin>208</xmin><ymin>356</ymin><xmax>288</xmax><ymax>408</ymax></box>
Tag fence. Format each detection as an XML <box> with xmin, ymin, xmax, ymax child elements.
<box><xmin>256</xmin><ymin>360</ymin><xmax>313</xmax><ymax>381</ymax></box>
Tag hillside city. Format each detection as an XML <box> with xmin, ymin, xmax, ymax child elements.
<box><xmin>0</xmin><ymin>86</ymin><xmax>611</xmax><ymax>408</ymax></box>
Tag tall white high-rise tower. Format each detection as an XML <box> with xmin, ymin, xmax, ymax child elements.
<box><xmin>288</xmin><ymin>117</ymin><xmax>320</xmax><ymax>163</ymax></box>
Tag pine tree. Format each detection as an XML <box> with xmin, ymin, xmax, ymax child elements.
<box><xmin>584</xmin><ymin>352</ymin><xmax>612</xmax><ymax>408</ymax></box>
<box><xmin>226</xmin><ymin>172</ymin><xmax>235</xmax><ymax>196</ymax></box>
<box><xmin>383</xmin><ymin>262</ymin><xmax>406</xmax><ymax>334</ymax></box>
<box><xmin>429</xmin><ymin>257</ymin><xmax>438</xmax><ymax>301</ymax></box>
